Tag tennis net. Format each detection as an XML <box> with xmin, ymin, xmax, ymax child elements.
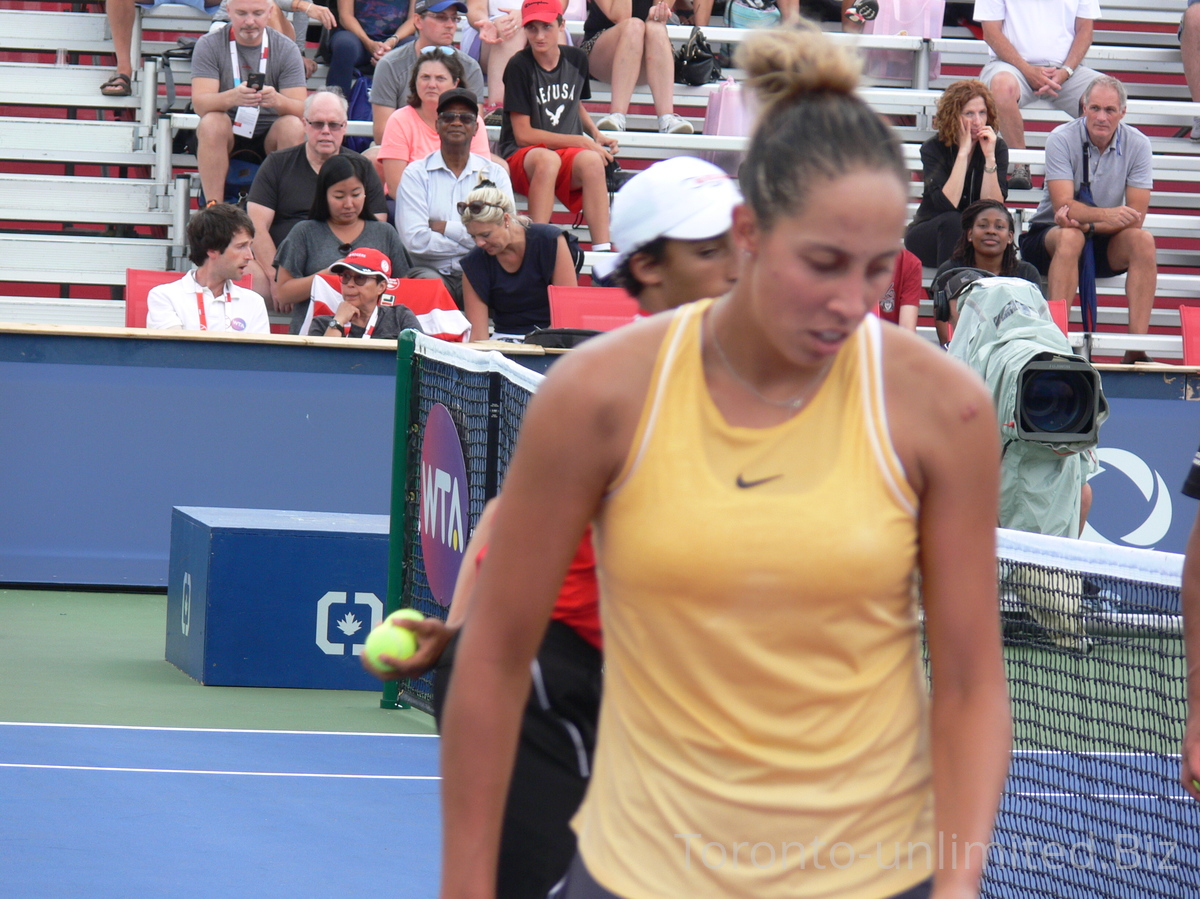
<box><xmin>382</xmin><ymin>333</ymin><xmax>1197</xmax><ymax>896</ymax></box>
<box><xmin>978</xmin><ymin>527</ymin><xmax>1196</xmax><ymax>898</ymax></box>
<box><xmin>384</xmin><ymin>332</ymin><xmax>543</xmax><ymax>713</ymax></box>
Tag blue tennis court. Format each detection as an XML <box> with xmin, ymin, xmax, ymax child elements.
<box><xmin>0</xmin><ymin>723</ymin><xmax>442</xmax><ymax>898</ymax></box>
<box><xmin>986</xmin><ymin>750</ymin><xmax>1199</xmax><ymax>897</ymax></box>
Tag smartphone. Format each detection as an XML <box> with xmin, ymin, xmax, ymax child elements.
<box><xmin>245</xmin><ymin>72</ymin><xmax>265</xmax><ymax>91</ymax></box>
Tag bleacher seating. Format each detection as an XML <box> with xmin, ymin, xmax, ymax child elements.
<box><xmin>0</xmin><ymin>0</ymin><xmax>1196</xmax><ymax>360</ymax></box>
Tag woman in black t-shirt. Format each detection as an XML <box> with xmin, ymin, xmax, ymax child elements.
<box><xmin>457</xmin><ymin>180</ymin><xmax>578</xmax><ymax>338</ymax></box>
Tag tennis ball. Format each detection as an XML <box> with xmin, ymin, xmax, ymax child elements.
<box><xmin>364</xmin><ymin>609</ymin><xmax>424</xmax><ymax>671</ymax></box>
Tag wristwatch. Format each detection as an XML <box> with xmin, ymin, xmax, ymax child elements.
<box><xmin>1062</xmin><ymin>65</ymin><xmax>1075</xmax><ymax>78</ymax></box>
<box><xmin>984</xmin><ymin>164</ymin><xmax>997</xmax><ymax>173</ymax></box>
<box><xmin>329</xmin><ymin>319</ymin><xmax>348</xmax><ymax>333</ymax></box>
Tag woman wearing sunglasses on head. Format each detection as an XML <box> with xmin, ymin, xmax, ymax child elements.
<box><xmin>458</xmin><ymin>180</ymin><xmax>577</xmax><ymax>340</ymax></box>
<box><xmin>308</xmin><ymin>247</ymin><xmax>425</xmax><ymax>338</ymax></box>
<box><xmin>378</xmin><ymin>49</ymin><xmax>494</xmax><ymax>197</ymax></box>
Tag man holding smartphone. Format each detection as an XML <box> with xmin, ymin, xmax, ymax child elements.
<box><xmin>191</xmin><ymin>0</ymin><xmax>308</xmax><ymax>206</ymax></box>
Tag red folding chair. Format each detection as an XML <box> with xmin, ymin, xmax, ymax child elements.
<box><xmin>548</xmin><ymin>286</ymin><xmax>640</xmax><ymax>331</ymax></box>
<box><xmin>125</xmin><ymin>269</ymin><xmax>252</xmax><ymax>328</ymax></box>
<box><xmin>1046</xmin><ymin>298</ymin><xmax>1069</xmax><ymax>336</ymax></box>
<box><xmin>1179</xmin><ymin>305</ymin><xmax>1200</xmax><ymax>366</ymax></box>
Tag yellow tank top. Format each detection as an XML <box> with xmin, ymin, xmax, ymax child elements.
<box><xmin>575</xmin><ymin>300</ymin><xmax>934</xmax><ymax>899</ymax></box>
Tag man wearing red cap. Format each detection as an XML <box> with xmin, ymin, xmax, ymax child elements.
<box><xmin>495</xmin><ymin>0</ymin><xmax>615</xmax><ymax>251</ymax></box>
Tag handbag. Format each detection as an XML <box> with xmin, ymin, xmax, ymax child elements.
<box><xmin>674</xmin><ymin>26</ymin><xmax>719</xmax><ymax>86</ymax></box>
<box><xmin>724</xmin><ymin>0</ymin><xmax>781</xmax><ymax>30</ymax></box>
<box><xmin>702</xmin><ymin>78</ymin><xmax>755</xmax><ymax>176</ymax></box>
<box><xmin>523</xmin><ymin>327</ymin><xmax>601</xmax><ymax>349</ymax></box>
<box><xmin>863</xmin><ymin>0</ymin><xmax>943</xmax><ymax>82</ymax></box>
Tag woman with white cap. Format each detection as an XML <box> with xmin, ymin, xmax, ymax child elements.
<box><xmin>361</xmin><ymin>154</ymin><xmax>745</xmax><ymax>899</ymax></box>
<box><xmin>602</xmin><ymin>155</ymin><xmax>741</xmax><ymax>314</ymax></box>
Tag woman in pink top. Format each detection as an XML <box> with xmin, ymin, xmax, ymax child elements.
<box><xmin>378</xmin><ymin>50</ymin><xmax>493</xmax><ymax>196</ymax></box>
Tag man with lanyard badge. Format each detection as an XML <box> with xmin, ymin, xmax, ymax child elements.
<box><xmin>147</xmin><ymin>204</ymin><xmax>271</xmax><ymax>334</ymax></box>
<box><xmin>191</xmin><ymin>0</ymin><xmax>308</xmax><ymax>207</ymax></box>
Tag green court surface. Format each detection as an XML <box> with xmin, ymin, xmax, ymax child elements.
<box><xmin>0</xmin><ymin>588</ymin><xmax>436</xmax><ymax>735</ymax></box>
<box><xmin>1005</xmin><ymin>638</ymin><xmax>1187</xmax><ymax>757</ymax></box>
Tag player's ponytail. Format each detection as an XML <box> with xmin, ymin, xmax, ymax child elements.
<box><xmin>736</xmin><ymin>20</ymin><xmax>906</xmax><ymax>228</ymax></box>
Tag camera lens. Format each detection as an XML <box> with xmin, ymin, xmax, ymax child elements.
<box><xmin>1020</xmin><ymin>370</ymin><xmax>1094</xmax><ymax>434</ymax></box>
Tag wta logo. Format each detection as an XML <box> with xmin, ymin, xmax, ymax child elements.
<box><xmin>419</xmin><ymin>403</ymin><xmax>469</xmax><ymax>606</ymax></box>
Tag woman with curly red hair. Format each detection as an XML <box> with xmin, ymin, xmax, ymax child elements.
<box><xmin>905</xmin><ymin>79</ymin><xmax>1009</xmax><ymax>268</ymax></box>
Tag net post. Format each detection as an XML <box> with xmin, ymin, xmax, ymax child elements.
<box><xmin>485</xmin><ymin>371</ymin><xmax>503</xmax><ymax>500</ymax></box>
<box><xmin>381</xmin><ymin>330</ymin><xmax>418</xmax><ymax>710</ymax></box>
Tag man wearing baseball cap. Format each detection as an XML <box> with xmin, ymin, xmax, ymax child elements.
<box><xmin>310</xmin><ymin>247</ymin><xmax>425</xmax><ymax>338</ymax></box>
<box><xmin>600</xmin><ymin>156</ymin><xmax>741</xmax><ymax>312</ymax></box>
<box><xmin>369</xmin><ymin>0</ymin><xmax>487</xmax><ymax>145</ymax></box>
<box><xmin>399</xmin><ymin>88</ymin><xmax>514</xmax><ymax>305</ymax></box>
<box><xmin>496</xmin><ymin>0</ymin><xmax>616</xmax><ymax>251</ymax></box>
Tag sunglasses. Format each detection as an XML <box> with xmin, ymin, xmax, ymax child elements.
<box><xmin>306</xmin><ymin>120</ymin><xmax>347</xmax><ymax>132</ymax></box>
<box><xmin>438</xmin><ymin>111</ymin><xmax>475</xmax><ymax>125</ymax></box>
<box><xmin>339</xmin><ymin>271</ymin><xmax>382</xmax><ymax>286</ymax></box>
<box><xmin>420</xmin><ymin>44</ymin><xmax>456</xmax><ymax>55</ymax></box>
<box><xmin>457</xmin><ymin>199</ymin><xmax>506</xmax><ymax>216</ymax></box>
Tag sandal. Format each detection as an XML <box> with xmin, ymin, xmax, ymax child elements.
<box><xmin>100</xmin><ymin>72</ymin><xmax>132</xmax><ymax>97</ymax></box>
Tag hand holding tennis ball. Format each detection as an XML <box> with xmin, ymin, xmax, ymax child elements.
<box><xmin>364</xmin><ymin>609</ymin><xmax>425</xmax><ymax>671</ymax></box>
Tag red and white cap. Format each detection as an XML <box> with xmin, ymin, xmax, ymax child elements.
<box><xmin>330</xmin><ymin>247</ymin><xmax>391</xmax><ymax>279</ymax></box>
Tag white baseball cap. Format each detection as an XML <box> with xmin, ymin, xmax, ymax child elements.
<box><xmin>605</xmin><ymin>157</ymin><xmax>742</xmax><ymax>275</ymax></box>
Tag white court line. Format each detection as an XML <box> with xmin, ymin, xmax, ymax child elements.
<box><xmin>0</xmin><ymin>762</ymin><xmax>440</xmax><ymax>780</ymax></box>
<box><xmin>0</xmin><ymin>721</ymin><xmax>437</xmax><ymax>738</ymax></box>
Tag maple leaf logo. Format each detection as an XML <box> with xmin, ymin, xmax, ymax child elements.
<box><xmin>336</xmin><ymin>613</ymin><xmax>363</xmax><ymax>636</ymax></box>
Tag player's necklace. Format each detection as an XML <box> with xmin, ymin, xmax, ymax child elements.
<box><xmin>707</xmin><ymin>310</ymin><xmax>832</xmax><ymax>413</ymax></box>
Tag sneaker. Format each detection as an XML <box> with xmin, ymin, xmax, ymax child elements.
<box><xmin>1121</xmin><ymin>350</ymin><xmax>1155</xmax><ymax>365</ymax></box>
<box><xmin>1191</xmin><ymin>116</ymin><xmax>1200</xmax><ymax>141</ymax></box>
<box><xmin>596</xmin><ymin>112</ymin><xmax>626</xmax><ymax>132</ymax></box>
<box><xmin>1008</xmin><ymin>163</ymin><xmax>1032</xmax><ymax>191</ymax></box>
<box><xmin>483</xmin><ymin>105</ymin><xmax>503</xmax><ymax>127</ymax></box>
<box><xmin>658</xmin><ymin>113</ymin><xmax>694</xmax><ymax>135</ymax></box>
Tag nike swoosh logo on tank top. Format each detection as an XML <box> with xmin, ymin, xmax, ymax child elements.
<box><xmin>735</xmin><ymin>474</ymin><xmax>782</xmax><ymax>489</ymax></box>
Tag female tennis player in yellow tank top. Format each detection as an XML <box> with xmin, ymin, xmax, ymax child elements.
<box><xmin>438</xmin><ymin>21</ymin><xmax>1012</xmax><ymax>899</ymax></box>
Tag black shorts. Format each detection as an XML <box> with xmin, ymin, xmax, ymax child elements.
<box><xmin>433</xmin><ymin>619</ymin><xmax>603</xmax><ymax>899</ymax></box>
<box><xmin>1019</xmin><ymin>224</ymin><xmax>1127</xmax><ymax>280</ymax></box>
<box><xmin>552</xmin><ymin>854</ymin><xmax>936</xmax><ymax>899</ymax></box>
<box><xmin>182</xmin><ymin>122</ymin><xmax>270</xmax><ymax>163</ymax></box>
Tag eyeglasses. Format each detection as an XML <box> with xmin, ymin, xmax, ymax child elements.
<box><xmin>306</xmin><ymin>120</ymin><xmax>347</xmax><ymax>132</ymax></box>
<box><xmin>339</xmin><ymin>271</ymin><xmax>381</xmax><ymax>286</ymax></box>
<box><xmin>457</xmin><ymin>199</ymin><xmax>506</xmax><ymax>216</ymax></box>
<box><xmin>337</xmin><ymin>243</ymin><xmax>354</xmax><ymax>255</ymax></box>
<box><xmin>420</xmin><ymin>44</ymin><xmax>455</xmax><ymax>56</ymax></box>
<box><xmin>438</xmin><ymin>111</ymin><xmax>475</xmax><ymax>125</ymax></box>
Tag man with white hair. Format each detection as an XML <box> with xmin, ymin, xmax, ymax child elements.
<box><xmin>1018</xmin><ymin>75</ymin><xmax>1157</xmax><ymax>363</ymax></box>
<box><xmin>246</xmin><ymin>90</ymin><xmax>389</xmax><ymax>304</ymax></box>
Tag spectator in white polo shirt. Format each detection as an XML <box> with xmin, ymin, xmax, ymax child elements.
<box><xmin>399</xmin><ymin>88</ymin><xmax>513</xmax><ymax>306</ymax></box>
<box><xmin>147</xmin><ymin>204</ymin><xmax>271</xmax><ymax>334</ymax></box>
<box><xmin>974</xmin><ymin>0</ymin><xmax>1104</xmax><ymax>190</ymax></box>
